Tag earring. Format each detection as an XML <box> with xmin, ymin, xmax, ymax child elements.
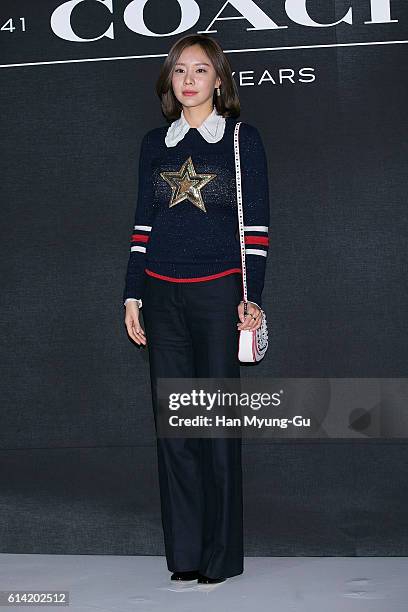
<box><xmin>216</xmin><ymin>87</ymin><xmax>221</xmax><ymax>97</ymax></box>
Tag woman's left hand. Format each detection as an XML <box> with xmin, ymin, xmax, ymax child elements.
<box><xmin>237</xmin><ymin>301</ymin><xmax>262</xmax><ymax>331</ymax></box>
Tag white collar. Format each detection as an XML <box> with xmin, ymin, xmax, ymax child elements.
<box><xmin>165</xmin><ymin>106</ymin><xmax>226</xmax><ymax>147</ymax></box>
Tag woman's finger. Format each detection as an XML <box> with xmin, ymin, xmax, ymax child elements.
<box><xmin>237</xmin><ymin>303</ymin><xmax>252</xmax><ymax>330</ymax></box>
<box><xmin>132</xmin><ymin>321</ymin><xmax>147</xmax><ymax>345</ymax></box>
<box><xmin>237</xmin><ymin>303</ymin><xmax>262</xmax><ymax>331</ymax></box>
<box><xmin>248</xmin><ymin>308</ymin><xmax>261</xmax><ymax>329</ymax></box>
<box><xmin>131</xmin><ymin>330</ymin><xmax>147</xmax><ymax>346</ymax></box>
<box><xmin>238</xmin><ymin>304</ymin><xmax>259</xmax><ymax>327</ymax></box>
<box><xmin>125</xmin><ymin>315</ymin><xmax>147</xmax><ymax>345</ymax></box>
<box><xmin>132</xmin><ymin>325</ymin><xmax>147</xmax><ymax>345</ymax></box>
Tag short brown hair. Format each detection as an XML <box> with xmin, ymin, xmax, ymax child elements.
<box><xmin>156</xmin><ymin>33</ymin><xmax>240</xmax><ymax>122</ymax></box>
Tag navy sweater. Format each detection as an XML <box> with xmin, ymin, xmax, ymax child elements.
<box><xmin>123</xmin><ymin>116</ymin><xmax>270</xmax><ymax>307</ymax></box>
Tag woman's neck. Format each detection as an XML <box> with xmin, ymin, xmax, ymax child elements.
<box><xmin>183</xmin><ymin>104</ymin><xmax>214</xmax><ymax>128</ymax></box>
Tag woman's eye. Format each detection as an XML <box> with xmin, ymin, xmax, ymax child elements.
<box><xmin>174</xmin><ymin>68</ymin><xmax>207</xmax><ymax>73</ymax></box>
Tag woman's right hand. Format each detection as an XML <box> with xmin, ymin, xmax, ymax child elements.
<box><xmin>124</xmin><ymin>303</ymin><xmax>147</xmax><ymax>346</ymax></box>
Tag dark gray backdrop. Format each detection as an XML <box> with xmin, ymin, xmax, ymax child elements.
<box><xmin>1</xmin><ymin>0</ymin><xmax>407</xmax><ymax>555</ymax></box>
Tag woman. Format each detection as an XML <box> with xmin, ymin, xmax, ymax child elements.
<box><xmin>123</xmin><ymin>33</ymin><xmax>270</xmax><ymax>584</ymax></box>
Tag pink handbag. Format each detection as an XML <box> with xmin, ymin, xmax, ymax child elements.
<box><xmin>233</xmin><ymin>122</ymin><xmax>269</xmax><ymax>363</ymax></box>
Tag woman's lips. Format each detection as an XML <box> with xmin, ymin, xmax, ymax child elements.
<box><xmin>182</xmin><ymin>91</ymin><xmax>197</xmax><ymax>96</ymax></box>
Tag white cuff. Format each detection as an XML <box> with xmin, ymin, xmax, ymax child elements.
<box><xmin>124</xmin><ymin>298</ymin><xmax>142</xmax><ymax>308</ymax></box>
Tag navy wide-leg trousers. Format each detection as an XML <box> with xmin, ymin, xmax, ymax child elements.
<box><xmin>142</xmin><ymin>272</ymin><xmax>244</xmax><ymax>579</ymax></box>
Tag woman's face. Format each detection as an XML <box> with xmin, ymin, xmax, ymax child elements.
<box><xmin>171</xmin><ymin>44</ymin><xmax>221</xmax><ymax>112</ymax></box>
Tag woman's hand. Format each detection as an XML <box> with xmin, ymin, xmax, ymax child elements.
<box><xmin>237</xmin><ymin>301</ymin><xmax>262</xmax><ymax>331</ymax></box>
<box><xmin>124</xmin><ymin>302</ymin><xmax>147</xmax><ymax>346</ymax></box>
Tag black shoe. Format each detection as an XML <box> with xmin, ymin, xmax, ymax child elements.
<box><xmin>170</xmin><ymin>570</ymin><xmax>200</xmax><ymax>581</ymax></box>
<box><xmin>197</xmin><ymin>573</ymin><xmax>226</xmax><ymax>584</ymax></box>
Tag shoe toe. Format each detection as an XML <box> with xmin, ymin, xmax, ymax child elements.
<box><xmin>170</xmin><ymin>570</ymin><xmax>199</xmax><ymax>581</ymax></box>
<box><xmin>197</xmin><ymin>574</ymin><xmax>226</xmax><ymax>584</ymax></box>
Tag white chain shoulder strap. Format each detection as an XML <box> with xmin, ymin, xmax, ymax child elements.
<box><xmin>233</xmin><ymin>121</ymin><xmax>269</xmax><ymax>362</ymax></box>
<box><xmin>233</xmin><ymin>122</ymin><xmax>249</xmax><ymax>307</ymax></box>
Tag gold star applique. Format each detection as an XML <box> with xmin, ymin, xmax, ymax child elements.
<box><xmin>160</xmin><ymin>156</ymin><xmax>217</xmax><ymax>213</ymax></box>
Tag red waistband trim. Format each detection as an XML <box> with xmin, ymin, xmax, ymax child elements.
<box><xmin>144</xmin><ymin>268</ymin><xmax>242</xmax><ymax>283</ymax></box>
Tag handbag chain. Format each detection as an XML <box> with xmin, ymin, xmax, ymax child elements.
<box><xmin>233</xmin><ymin>121</ymin><xmax>249</xmax><ymax>315</ymax></box>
